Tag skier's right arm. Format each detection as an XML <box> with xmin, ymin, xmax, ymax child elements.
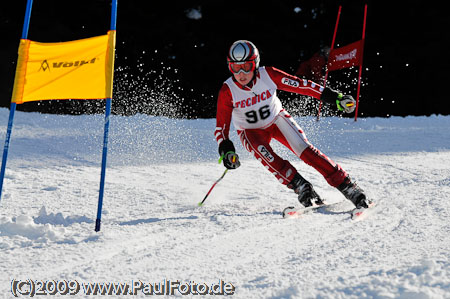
<box><xmin>215</xmin><ymin>84</ymin><xmax>240</xmax><ymax>169</ymax></box>
<box><xmin>215</xmin><ymin>84</ymin><xmax>233</xmax><ymax>145</ymax></box>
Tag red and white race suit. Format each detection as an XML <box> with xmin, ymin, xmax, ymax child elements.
<box><xmin>215</xmin><ymin>66</ymin><xmax>348</xmax><ymax>187</ymax></box>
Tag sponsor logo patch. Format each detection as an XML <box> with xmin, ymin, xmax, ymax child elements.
<box><xmin>257</xmin><ymin>145</ymin><xmax>274</xmax><ymax>162</ymax></box>
<box><xmin>282</xmin><ymin>77</ymin><xmax>299</xmax><ymax>88</ymax></box>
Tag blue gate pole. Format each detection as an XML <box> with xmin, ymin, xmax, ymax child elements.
<box><xmin>95</xmin><ymin>0</ymin><xmax>117</xmax><ymax>232</ymax></box>
<box><xmin>0</xmin><ymin>103</ymin><xmax>17</xmax><ymax>201</ymax></box>
<box><xmin>95</xmin><ymin>99</ymin><xmax>111</xmax><ymax>232</ymax></box>
<box><xmin>0</xmin><ymin>0</ymin><xmax>34</xmax><ymax>202</ymax></box>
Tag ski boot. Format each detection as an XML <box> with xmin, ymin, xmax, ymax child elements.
<box><xmin>338</xmin><ymin>177</ymin><xmax>374</xmax><ymax>218</ymax></box>
<box><xmin>287</xmin><ymin>173</ymin><xmax>324</xmax><ymax>207</ymax></box>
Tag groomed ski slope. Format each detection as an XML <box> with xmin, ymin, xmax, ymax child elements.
<box><xmin>0</xmin><ymin>108</ymin><xmax>449</xmax><ymax>298</ymax></box>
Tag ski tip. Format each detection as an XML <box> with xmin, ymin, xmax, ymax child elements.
<box><xmin>197</xmin><ymin>202</ymin><xmax>204</xmax><ymax>207</ymax></box>
<box><xmin>351</xmin><ymin>202</ymin><xmax>376</xmax><ymax>221</ymax></box>
<box><xmin>282</xmin><ymin>206</ymin><xmax>298</xmax><ymax>219</ymax></box>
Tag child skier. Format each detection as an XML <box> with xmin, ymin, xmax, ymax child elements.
<box><xmin>215</xmin><ymin>40</ymin><xmax>373</xmax><ymax>216</ymax></box>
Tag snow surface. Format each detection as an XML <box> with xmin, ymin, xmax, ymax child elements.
<box><xmin>0</xmin><ymin>108</ymin><xmax>449</xmax><ymax>298</ymax></box>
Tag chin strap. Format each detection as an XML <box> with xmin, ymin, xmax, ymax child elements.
<box><xmin>233</xmin><ymin>70</ymin><xmax>258</xmax><ymax>91</ymax></box>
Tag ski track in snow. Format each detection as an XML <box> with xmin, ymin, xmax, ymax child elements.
<box><xmin>0</xmin><ymin>109</ymin><xmax>449</xmax><ymax>298</ymax></box>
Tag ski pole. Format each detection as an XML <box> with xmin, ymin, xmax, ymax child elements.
<box><xmin>198</xmin><ymin>168</ymin><xmax>228</xmax><ymax>206</ymax></box>
<box><xmin>198</xmin><ymin>154</ymin><xmax>236</xmax><ymax>206</ymax></box>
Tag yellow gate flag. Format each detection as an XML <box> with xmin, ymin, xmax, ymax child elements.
<box><xmin>12</xmin><ymin>30</ymin><xmax>116</xmax><ymax>104</ymax></box>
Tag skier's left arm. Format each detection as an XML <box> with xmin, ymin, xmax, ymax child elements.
<box><xmin>320</xmin><ymin>87</ymin><xmax>356</xmax><ymax>113</ymax></box>
<box><xmin>265</xmin><ymin>66</ymin><xmax>356</xmax><ymax>113</ymax></box>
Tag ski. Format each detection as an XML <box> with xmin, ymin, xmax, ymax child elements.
<box><xmin>282</xmin><ymin>200</ymin><xmax>376</xmax><ymax>220</ymax></box>
<box><xmin>282</xmin><ymin>201</ymin><xmax>343</xmax><ymax>219</ymax></box>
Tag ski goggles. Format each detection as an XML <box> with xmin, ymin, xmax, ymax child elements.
<box><xmin>228</xmin><ymin>61</ymin><xmax>256</xmax><ymax>74</ymax></box>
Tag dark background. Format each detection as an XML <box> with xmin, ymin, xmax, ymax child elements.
<box><xmin>0</xmin><ymin>0</ymin><xmax>447</xmax><ymax>118</ymax></box>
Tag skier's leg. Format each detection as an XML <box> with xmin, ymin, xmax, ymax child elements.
<box><xmin>274</xmin><ymin>111</ymin><xmax>371</xmax><ymax>208</ymax></box>
<box><xmin>238</xmin><ymin>128</ymin><xmax>297</xmax><ymax>186</ymax></box>
<box><xmin>300</xmin><ymin>147</ymin><xmax>348</xmax><ymax>187</ymax></box>
<box><xmin>273</xmin><ymin>110</ymin><xmax>348</xmax><ymax>187</ymax></box>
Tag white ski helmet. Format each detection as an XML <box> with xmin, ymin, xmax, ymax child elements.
<box><xmin>227</xmin><ymin>40</ymin><xmax>260</xmax><ymax>73</ymax></box>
